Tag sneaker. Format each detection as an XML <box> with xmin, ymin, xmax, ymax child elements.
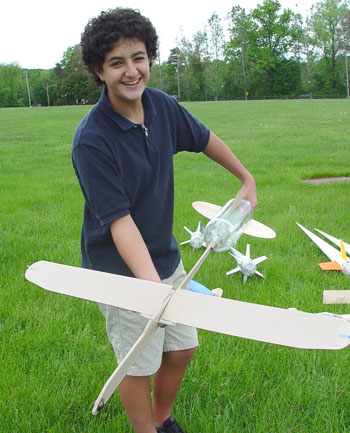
<box><xmin>156</xmin><ymin>416</ymin><xmax>186</xmax><ymax>433</ymax></box>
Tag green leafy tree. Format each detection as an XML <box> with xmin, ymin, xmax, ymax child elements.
<box><xmin>176</xmin><ymin>35</ymin><xmax>194</xmax><ymax>100</ymax></box>
<box><xmin>0</xmin><ymin>63</ymin><xmax>27</xmax><ymax>107</ymax></box>
<box><xmin>207</xmin><ymin>12</ymin><xmax>225</xmax><ymax>100</ymax></box>
<box><xmin>311</xmin><ymin>0</ymin><xmax>349</xmax><ymax>93</ymax></box>
<box><xmin>148</xmin><ymin>63</ymin><xmax>162</xmax><ymax>91</ymax></box>
<box><xmin>297</xmin><ymin>16</ymin><xmax>316</xmax><ymax>97</ymax></box>
<box><xmin>226</xmin><ymin>6</ymin><xmax>257</xmax><ymax>99</ymax></box>
<box><xmin>24</xmin><ymin>70</ymin><xmax>51</xmax><ymax>106</ymax></box>
<box><xmin>188</xmin><ymin>29</ymin><xmax>210</xmax><ymax>100</ymax></box>
<box><xmin>162</xmin><ymin>48</ymin><xmax>181</xmax><ymax>97</ymax></box>
<box><xmin>148</xmin><ymin>51</ymin><xmax>164</xmax><ymax>92</ymax></box>
<box><xmin>250</xmin><ymin>0</ymin><xmax>301</xmax><ymax>95</ymax></box>
<box><xmin>51</xmin><ymin>45</ymin><xmax>100</xmax><ymax>105</ymax></box>
<box><xmin>339</xmin><ymin>9</ymin><xmax>350</xmax><ymax>96</ymax></box>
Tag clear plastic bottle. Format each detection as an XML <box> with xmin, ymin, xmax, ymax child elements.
<box><xmin>203</xmin><ymin>196</ymin><xmax>253</xmax><ymax>252</ymax></box>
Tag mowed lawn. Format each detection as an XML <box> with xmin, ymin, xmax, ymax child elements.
<box><xmin>1</xmin><ymin>98</ymin><xmax>350</xmax><ymax>433</ymax></box>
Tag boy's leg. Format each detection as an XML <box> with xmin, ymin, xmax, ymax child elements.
<box><xmin>118</xmin><ymin>375</ymin><xmax>157</xmax><ymax>433</ymax></box>
<box><xmin>98</xmin><ymin>306</ymin><xmax>165</xmax><ymax>432</ymax></box>
<box><xmin>152</xmin><ymin>347</ymin><xmax>196</xmax><ymax>428</ymax></box>
<box><xmin>151</xmin><ymin>260</ymin><xmax>198</xmax><ymax>428</ymax></box>
<box><xmin>99</xmin><ymin>260</ymin><xmax>197</xmax><ymax>431</ymax></box>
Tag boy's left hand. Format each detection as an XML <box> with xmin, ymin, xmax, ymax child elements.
<box><xmin>240</xmin><ymin>175</ymin><xmax>258</xmax><ymax>209</ymax></box>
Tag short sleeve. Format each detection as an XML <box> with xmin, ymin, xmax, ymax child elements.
<box><xmin>172</xmin><ymin>101</ymin><xmax>210</xmax><ymax>153</ymax></box>
<box><xmin>72</xmin><ymin>143</ymin><xmax>130</xmax><ymax>225</ymax></box>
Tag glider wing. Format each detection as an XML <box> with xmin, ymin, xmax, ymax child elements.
<box><xmin>25</xmin><ymin>261</ymin><xmax>173</xmax><ymax>317</ymax></box>
<box><xmin>162</xmin><ymin>289</ymin><xmax>350</xmax><ymax>350</ymax></box>
<box><xmin>192</xmin><ymin>201</ymin><xmax>276</xmax><ymax>239</ymax></box>
<box><xmin>26</xmin><ymin>260</ymin><xmax>350</xmax><ymax>350</ymax></box>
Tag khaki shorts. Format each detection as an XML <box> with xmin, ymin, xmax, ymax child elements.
<box><xmin>98</xmin><ymin>261</ymin><xmax>198</xmax><ymax>376</ymax></box>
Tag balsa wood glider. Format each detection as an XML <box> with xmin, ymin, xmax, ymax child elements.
<box><xmin>192</xmin><ymin>201</ymin><xmax>276</xmax><ymax>239</ymax></box>
<box><xmin>296</xmin><ymin>223</ymin><xmax>350</xmax><ymax>276</ymax></box>
<box><xmin>26</xmin><ymin>254</ymin><xmax>350</xmax><ymax>415</ymax></box>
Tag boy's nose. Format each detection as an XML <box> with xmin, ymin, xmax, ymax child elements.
<box><xmin>124</xmin><ymin>61</ymin><xmax>138</xmax><ymax>77</ymax></box>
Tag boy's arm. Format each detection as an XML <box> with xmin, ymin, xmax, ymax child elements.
<box><xmin>110</xmin><ymin>215</ymin><xmax>161</xmax><ymax>283</ymax></box>
<box><xmin>202</xmin><ymin>132</ymin><xmax>258</xmax><ymax>208</ymax></box>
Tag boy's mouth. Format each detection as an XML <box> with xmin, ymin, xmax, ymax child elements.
<box><xmin>123</xmin><ymin>77</ymin><xmax>142</xmax><ymax>86</ymax></box>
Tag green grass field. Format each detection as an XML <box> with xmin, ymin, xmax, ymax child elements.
<box><xmin>1</xmin><ymin>98</ymin><xmax>350</xmax><ymax>433</ymax></box>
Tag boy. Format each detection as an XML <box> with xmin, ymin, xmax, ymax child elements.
<box><xmin>72</xmin><ymin>7</ymin><xmax>257</xmax><ymax>433</ymax></box>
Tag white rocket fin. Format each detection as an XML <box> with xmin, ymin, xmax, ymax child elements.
<box><xmin>226</xmin><ymin>267</ymin><xmax>240</xmax><ymax>275</ymax></box>
<box><xmin>296</xmin><ymin>223</ymin><xmax>345</xmax><ymax>265</ymax></box>
<box><xmin>314</xmin><ymin>228</ymin><xmax>350</xmax><ymax>256</ymax></box>
<box><xmin>253</xmin><ymin>256</ymin><xmax>268</xmax><ymax>265</ymax></box>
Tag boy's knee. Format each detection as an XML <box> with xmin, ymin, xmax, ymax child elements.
<box><xmin>163</xmin><ymin>347</ymin><xmax>197</xmax><ymax>368</ymax></box>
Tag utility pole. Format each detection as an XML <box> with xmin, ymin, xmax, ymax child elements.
<box><xmin>45</xmin><ymin>74</ymin><xmax>51</xmax><ymax>106</ymax></box>
<box><xmin>305</xmin><ymin>16</ymin><xmax>313</xmax><ymax>99</ymax></box>
<box><xmin>241</xmin><ymin>46</ymin><xmax>248</xmax><ymax>100</ymax></box>
<box><xmin>176</xmin><ymin>52</ymin><xmax>181</xmax><ymax>100</ymax></box>
<box><xmin>25</xmin><ymin>72</ymin><xmax>32</xmax><ymax>108</ymax></box>
<box><xmin>157</xmin><ymin>51</ymin><xmax>163</xmax><ymax>91</ymax></box>
<box><xmin>345</xmin><ymin>52</ymin><xmax>349</xmax><ymax>98</ymax></box>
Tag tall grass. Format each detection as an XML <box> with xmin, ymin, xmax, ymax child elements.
<box><xmin>1</xmin><ymin>99</ymin><xmax>350</xmax><ymax>432</ymax></box>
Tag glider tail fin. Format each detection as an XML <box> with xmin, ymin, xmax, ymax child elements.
<box><xmin>340</xmin><ymin>239</ymin><xmax>347</xmax><ymax>261</ymax></box>
<box><xmin>319</xmin><ymin>261</ymin><xmax>343</xmax><ymax>271</ymax></box>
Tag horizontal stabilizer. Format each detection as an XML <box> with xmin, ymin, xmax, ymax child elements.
<box><xmin>319</xmin><ymin>261</ymin><xmax>343</xmax><ymax>271</ymax></box>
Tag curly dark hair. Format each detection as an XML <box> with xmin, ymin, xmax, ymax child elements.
<box><xmin>80</xmin><ymin>8</ymin><xmax>159</xmax><ymax>85</ymax></box>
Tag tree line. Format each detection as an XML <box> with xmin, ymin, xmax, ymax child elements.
<box><xmin>1</xmin><ymin>0</ymin><xmax>349</xmax><ymax>108</ymax></box>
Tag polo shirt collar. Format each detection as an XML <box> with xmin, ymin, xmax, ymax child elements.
<box><xmin>98</xmin><ymin>87</ymin><xmax>156</xmax><ymax>131</ymax></box>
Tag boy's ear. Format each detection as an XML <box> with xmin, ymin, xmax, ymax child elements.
<box><xmin>93</xmin><ymin>65</ymin><xmax>104</xmax><ymax>82</ymax></box>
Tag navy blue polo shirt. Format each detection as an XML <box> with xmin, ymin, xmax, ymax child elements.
<box><xmin>72</xmin><ymin>87</ymin><xmax>210</xmax><ymax>279</ymax></box>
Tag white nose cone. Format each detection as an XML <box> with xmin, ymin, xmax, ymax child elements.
<box><xmin>239</xmin><ymin>258</ymin><xmax>257</xmax><ymax>277</ymax></box>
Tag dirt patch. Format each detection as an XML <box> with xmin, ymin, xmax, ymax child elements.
<box><xmin>303</xmin><ymin>177</ymin><xmax>350</xmax><ymax>185</ymax></box>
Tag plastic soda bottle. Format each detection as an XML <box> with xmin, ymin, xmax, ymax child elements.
<box><xmin>203</xmin><ymin>194</ymin><xmax>253</xmax><ymax>252</ymax></box>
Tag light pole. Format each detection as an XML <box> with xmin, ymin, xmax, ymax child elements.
<box><xmin>25</xmin><ymin>72</ymin><xmax>32</xmax><ymax>108</ymax></box>
<box><xmin>45</xmin><ymin>74</ymin><xmax>50</xmax><ymax>106</ymax></box>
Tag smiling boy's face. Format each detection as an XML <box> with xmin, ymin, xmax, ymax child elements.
<box><xmin>96</xmin><ymin>38</ymin><xmax>150</xmax><ymax>111</ymax></box>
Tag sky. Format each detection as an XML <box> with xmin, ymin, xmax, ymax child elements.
<box><xmin>1</xmin><ymin>0</ymin><xmax>316</xmax><ymax>69</ymax></box>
